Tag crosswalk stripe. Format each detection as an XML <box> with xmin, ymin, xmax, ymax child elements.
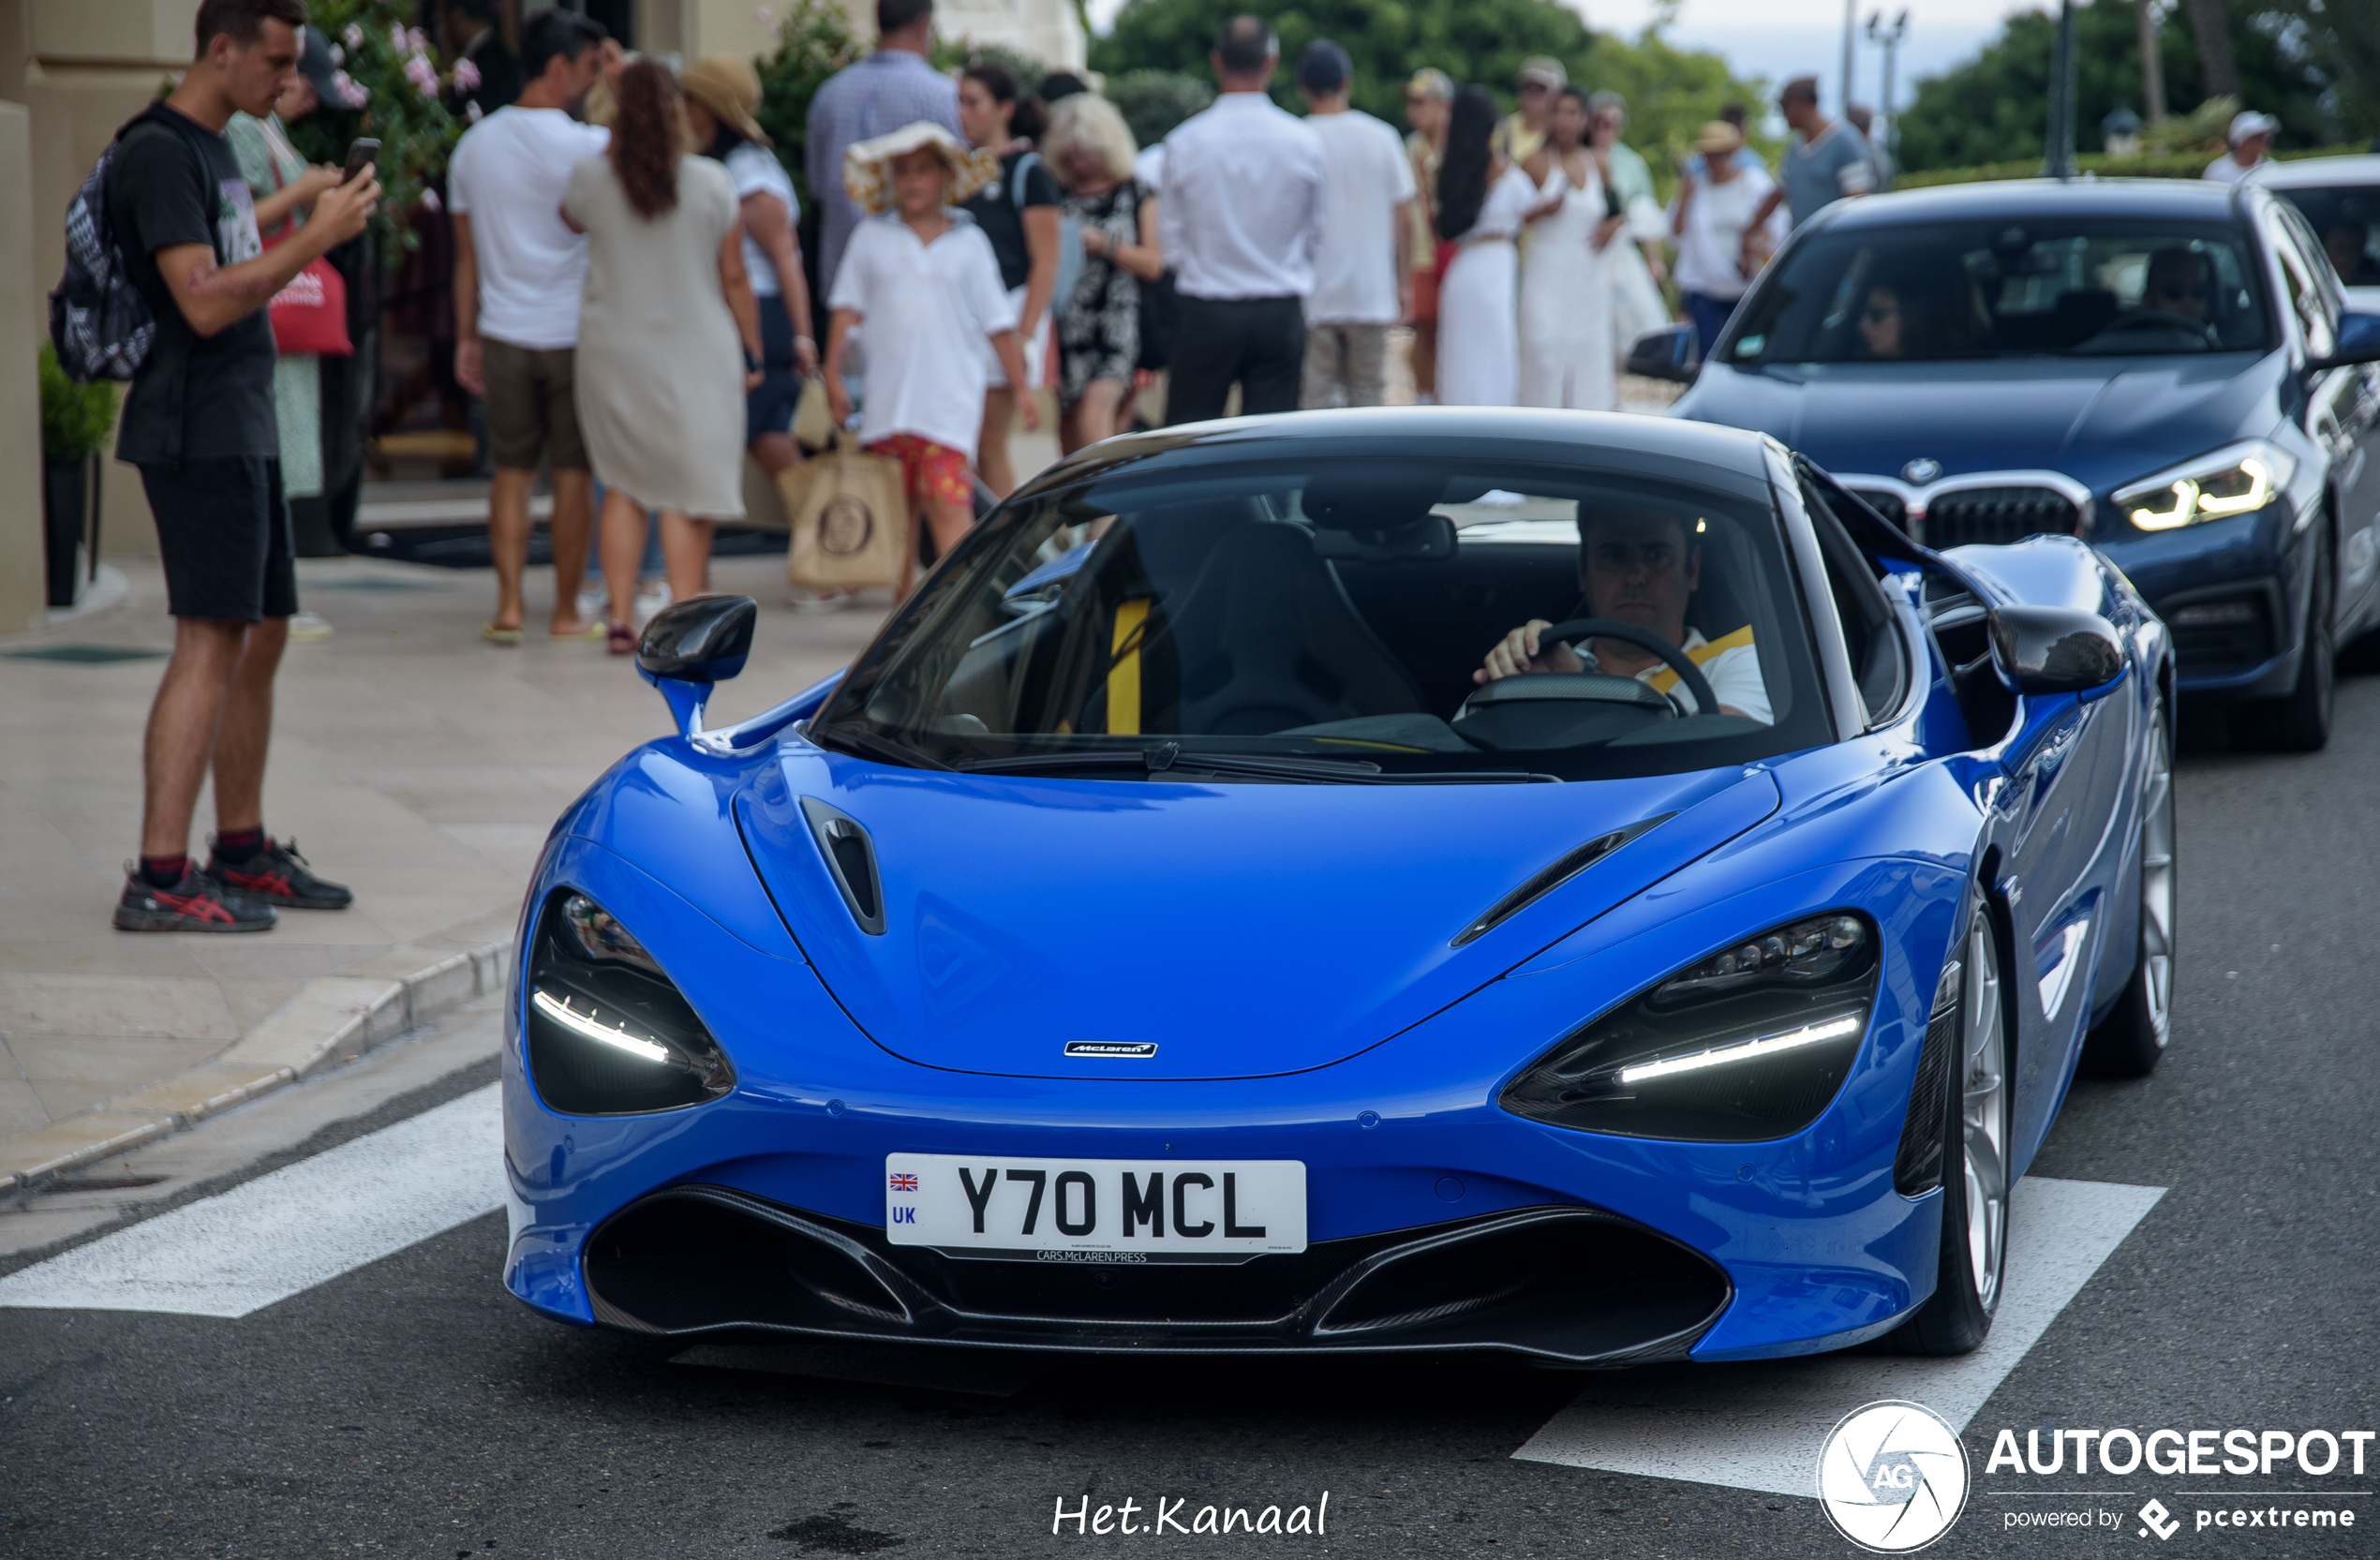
<box><xmin>0</xmin><ymin>1084</ymin><xmax>503</xmax><ymax>1319</ymax></box>
<box><xmin>1511</xmin><ymin>1176</ymin><xmax>2166</xmax><ymax>1497</ymax></box>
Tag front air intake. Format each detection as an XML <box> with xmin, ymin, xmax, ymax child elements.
<box><xmin>800</xmin><ymin>796</ymin><xmax>885</xmax><ymax>934</ymax></box>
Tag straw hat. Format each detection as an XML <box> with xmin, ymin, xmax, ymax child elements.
<box><xmin>842</xmin><ymin>120</ymin><xmax>1000</xmax><ymax>213</ymax></box>
<box><xmin>1693</xmin><ymin>119</ymin><xmax>1744</xmax><ymax>156</ymax></box>
<box><xmin>681</xmin><ymin>54</ymin><xmax>772</xmax><ymax>148</ymax></box>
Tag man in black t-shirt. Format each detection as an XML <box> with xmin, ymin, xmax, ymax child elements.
<box><xmin>108</xmin><ymin>0</ymin><xmax>380</xmax><ymax>933</ymax></box>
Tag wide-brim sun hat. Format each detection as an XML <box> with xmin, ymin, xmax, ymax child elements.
<box><xmin>1693</xmin><ymin>119</ymin><xmax>1744</xmax><ymax>156</ymax></box>
<box><xmin>843</xmin><ymin>120</ymin><xmax>1000</xmax><ymax>213</ymax></box>
<box><xmin>682</xmin><ymin>54</ymin><xmax>772</xmax><ymax>148</ymax></box>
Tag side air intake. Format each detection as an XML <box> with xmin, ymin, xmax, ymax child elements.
<box><xmin>800</xmin><ymin>796</ymin><xmax>885</xmax><ymax>935</ymax></box>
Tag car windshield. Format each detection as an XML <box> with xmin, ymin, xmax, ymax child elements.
<box><xmin>1726</xmin><ymin>215</ymin><xmax>2273</xmax><ymax>364</ymax></box>
<box><xmin>813</xmin><ymin>453</ymin><xmax>1837</xmax><ymax>783</ymax></box>
<box><xmin>2265</xmin><ymin>185</ymin><xmax>2380</xmax><ymax>288</ymax></box>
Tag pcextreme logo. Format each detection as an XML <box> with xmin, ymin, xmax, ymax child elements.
<box><xmin>1817</xmin><ymin>1400</ymin><xmax>1971</xmax><ymax>1553</ymax></box>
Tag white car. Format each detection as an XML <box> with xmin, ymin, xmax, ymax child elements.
<box><xmin>2248</xmin><ymin>155</ymin><xmax>2380</xmax><ymax>311</ymax></box>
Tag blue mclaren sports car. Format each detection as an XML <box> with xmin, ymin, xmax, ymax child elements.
<box><xmin>503</xmin><ymin>409</ymin><xmax>2176</xmax><ymax>1368</ymax></box>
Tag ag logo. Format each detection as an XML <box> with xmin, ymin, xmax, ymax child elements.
<box><xmin>1816</xmin><ymin>1400</ymin><xmax>1970</xmax><ymax>1553</ymax></box>
<box><xmin>818</xmin><ymin>495</ymin><xmax>875</xmax><ymax>557</ymax></box>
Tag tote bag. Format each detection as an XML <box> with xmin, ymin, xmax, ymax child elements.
<box><xmin>783</xmin><ymin>434</ymin><xmax>910</xmax><ymax>590</ymax></box>
<box><xmin>262</xmin><ymin>232</ymin><xmax>352</xmax><ymax>358</ymax></box>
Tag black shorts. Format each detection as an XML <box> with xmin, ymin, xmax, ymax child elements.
<box><xmin>141</xmin><ymin>456</ymin><xmax>298</xmax><ymax>622</ymax></box>
<box><xmin>746</xmin><ymin>292</ymin><xmax>799</xmax><ymax>446</ymax></box>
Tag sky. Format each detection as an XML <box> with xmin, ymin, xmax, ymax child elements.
<box><xmin>1082</xmin><ymin>0</ymin><xmax>2058</xmax><ymax>117</ymax></box>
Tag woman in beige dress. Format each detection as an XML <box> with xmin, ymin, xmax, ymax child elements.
<box><xmin>563</xmin><ymin>58</ymin><xmax>763</xmax><ymax>653</ymax></box>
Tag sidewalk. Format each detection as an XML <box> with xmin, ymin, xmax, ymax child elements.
<box><xmin>0</xmin><ymin>551</ymin><xmax>885</xmax><ymax>1189</ymax></box>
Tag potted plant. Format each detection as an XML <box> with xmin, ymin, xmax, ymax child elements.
<box><xmin>37</xmin><ymin>343</ymin><xmax>118</xmax><ymax>608</ymax></box>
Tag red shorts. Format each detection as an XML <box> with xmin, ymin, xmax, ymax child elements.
<box><xmin>866</xmin><ymin>433</ymin><xmax>973</xmax><ymax>508</ymax></box>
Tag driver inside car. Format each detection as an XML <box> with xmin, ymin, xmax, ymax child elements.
<box><xmin>2139</xmin><ymin>246</ymin><xmax>2212</xmax><ymax>325</ymax></box>
<box><xmin>1474</xmin><ymin>511</ymin><xmax>1773</xmax><ymax>722</ymax></box>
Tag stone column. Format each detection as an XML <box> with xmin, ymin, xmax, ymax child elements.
<box><xmin>0</xmin><ymin>101</ymin><xmax>47</xmax><ymax>633</ymax></box>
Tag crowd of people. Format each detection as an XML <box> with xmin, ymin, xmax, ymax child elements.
<box><xmin>95</xmin><ymin>0</ymin><xmax>1902</xmax><ymax>931</ymax></box>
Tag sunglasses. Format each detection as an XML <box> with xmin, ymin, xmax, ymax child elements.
<box><xmin>1861</xmin><ymin>303</ymin><xmax>1900</xmax><ymax>323</ymax></box>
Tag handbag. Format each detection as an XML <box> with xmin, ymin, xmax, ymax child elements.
<box><xmin>262</xmin><ymin>230</ymin><xmax>352</xmax><ymax>358</ymax></box>
<box><xmin>783</xmin><ymin>432</ymin><xmax>911</xmax><ymax>590</ymax></box>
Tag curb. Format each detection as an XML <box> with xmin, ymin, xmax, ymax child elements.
<box><xmin>0</xmin><ymin>936</ymin><xmax>512</xmax><ymax>1192</ymax></box>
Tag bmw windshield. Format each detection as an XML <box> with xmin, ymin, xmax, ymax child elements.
<box><xmin>1725</xmin><ymin>215</ymin><xmax>2275</xmax><ymax>365</ymax></box>
<box><xmin>812</xmin><ymin>449</ymin><xmax>1835</xmax><ymax>783</ymax></box>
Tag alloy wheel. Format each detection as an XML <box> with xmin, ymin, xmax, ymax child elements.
<box><xmin>2137</xmin><ymin>704</ymin><xmax>2175</xmax><ymax>1049</ymax></box>
<box><xmin>1961</xmin><ymin>914</ymin><xmax>2009</xmax><ymax>1311</ymax></box>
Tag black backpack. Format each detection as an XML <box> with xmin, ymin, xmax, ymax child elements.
<box><xmin>48</xmin><ymin>126</ymin><xmax>163</xmax><ymax>382</ymax></box>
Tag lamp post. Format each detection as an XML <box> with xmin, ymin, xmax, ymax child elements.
<box><xmin>2043</xmin><ymin>0</ymin><xmax>2078</xmax><ymax>178</ymax></box>
<box><xmin>1840</xmin><ymin>0</ymin><xmax>1857</xmax><ymax>114</ymax></box>
<box><xmin>1867</xmin><ymin>9</ymin><xmax>1910</xmax><ymax>171</ymax></box>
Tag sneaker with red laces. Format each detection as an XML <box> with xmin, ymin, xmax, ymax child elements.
<box><xmin>207</xmin><ymin>837</ymin><xmax>354</xmax><ymax>910</ymax></box>
<box><xmin>112</xmin><ymin>867</ymin><xmax>277</xmax><ymax>933</ymax></box>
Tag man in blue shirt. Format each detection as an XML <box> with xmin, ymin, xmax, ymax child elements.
<box><xmin>1741</xmin><ymin>76</ymin><xmax>1873</xmax><ymax>274</ymax></box>
<box><xmin>806</xmin><ymin>0</ymin><xmax>962</xmax><ymax>299</ymax></box>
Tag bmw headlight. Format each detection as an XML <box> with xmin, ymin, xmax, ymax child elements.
<box><xmin>524</xmin><ymin>892</ymin><xmax>736</xmax><ymax>1115</ymax></box>
<box><xmin>1499</xmin><ymin>913</ymin><xmax>1879</xmax><ymax>1142</ymax></box>
<box><xmin>2112</xmin><ymin>439</ymin><xmax>2297</xmax><ymax>532</ymax></box>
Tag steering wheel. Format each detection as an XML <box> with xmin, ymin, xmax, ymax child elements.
<box><xmin>1525</xmin><ymin>618</ymin><xmax>1722</xmax><ymax>716</ymax></box>
<box><xmin>2101</xmin><ymin>309</ymin><xmax>2220</xmax><ymax>348</ymax></box>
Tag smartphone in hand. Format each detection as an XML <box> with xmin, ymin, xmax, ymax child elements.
<box><xmin>341</xmin><ymin>139</ymin><xmax>381</xmax><ymax>184</ymax></box>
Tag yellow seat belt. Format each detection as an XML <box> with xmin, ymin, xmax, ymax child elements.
<box><xmin>1644</xmin><ymin>625</ymin><xmax>1756</xmax><ymax>699</ymax></box>
<box><xmin>1107</xmin><ymin>597</ymin><xmax>1151</xmax><ymax>735</ymax></box>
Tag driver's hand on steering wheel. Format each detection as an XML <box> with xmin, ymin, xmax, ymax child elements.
<box><xmin>1476</xmin><ymin>619</ymin><xmax>1587</xmax><ymax>685</ymax></box>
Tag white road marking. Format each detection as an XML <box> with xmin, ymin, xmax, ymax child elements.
<box><xmin>0</xmin><ymin>1084</ymin><xmax>503</xmax><ymax>1319</ymax></box>
<box><xmin>1512</xmin><ymin>1176</ymin><xmax>2165</xmax><ymax>1497</ymax></box>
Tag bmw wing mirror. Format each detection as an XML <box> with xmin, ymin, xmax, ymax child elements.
<box><xmin>636</xmin><ymin>595</ymin><xmax>758</xmax><ymax>739</ymax></box>
<box><xmin>1986</xmin><ymin>606</ymin><xmax>2126</xmax><ymax>699</ymax></box>
<box><xmin>1625</xmin><ymin>322</ymin><xmax>1701</xmax><ymax>384</ymax></box>
<box><xmin>2307</xmin><ymin>311</ymin><xmax>2380</xmax><ymax>374</ymax></box>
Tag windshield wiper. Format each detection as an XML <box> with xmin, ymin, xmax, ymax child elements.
<box><xmin>960</xmin><ymin>743</ymin><xmax>1555</xmax><ymax>785</ymax></box>
<box><xmin>811</xmin><ymin>723</ymin><xmax>953</xmax><ymax>771</ymax></box>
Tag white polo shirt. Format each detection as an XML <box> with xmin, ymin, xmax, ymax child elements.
<box><xmin>827</xmin><ymin>212</ymin><xmax>1018</xmax><ymax>459</ymax></box>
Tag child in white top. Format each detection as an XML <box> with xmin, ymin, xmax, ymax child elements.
<box><xmin>824</xmin><ymin>122</ymin><xmax>1033</xmax><ymax>592</ymax></box>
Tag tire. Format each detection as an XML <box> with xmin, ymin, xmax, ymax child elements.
<box><xmin>2235</xmin><ymin>530</ymin><xmax>2334</xmax><ymax>751</ymax></box>
<box><xmin>1885</xmin><ymin>907</ymin><xmax>2010</xmax><ymax>1357</ymax></box>
<box><xmin>2083</xmin><ymin>698</ymin><xmax>2175</xmax><ymax>1077</ymax></box>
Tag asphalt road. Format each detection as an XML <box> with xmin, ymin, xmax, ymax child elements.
<box><xmin>5</xmin><ymin>679</ymin><xmax>2378</xmax><ymax>1560</ymax></box>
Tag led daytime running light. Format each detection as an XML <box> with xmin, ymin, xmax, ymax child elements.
<box><xmin>530</xmin><ymin>987</ymin><xmax>672</xmax><ymax>1063</ymax></box>
<box><xmin>2127</xmin><ymin>457</ymin><xmax>2273</xmax><ymax>530</ymax></box>
<box><xmin>1616</xmin><ymin>1014</ymin><xmax>1864</xmax><ymax>1085</ymax></box>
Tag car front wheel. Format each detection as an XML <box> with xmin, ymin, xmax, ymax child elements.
<box><xmin>1885</xmin><ymin>907</ymin><xmax>2009</xmax><ymax>1357</ymax></box>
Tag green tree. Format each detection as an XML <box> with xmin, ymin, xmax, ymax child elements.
<box><xmin>1090</xmin><ymin>0</ymin><xmax>1765</xmax><ymax>182</ymax></box>
<box><xmin>1108</xmin><ymin>69</ymin><xmax>1215</xmax><ymax>148</ymax></box>
<box><xmin>1895</xmin><ymin>0</ymin><xmax>2328</xmax><ymax>173</ymax></box>
<box><xmin>753</xmin><ymin>0</ymin><xmax>866</xmax><ymax>208</ymax></box>
<box><xmin>2254</xmin><ymin>0</ymin><xmax>2380</xmax><ymax>143</ymax></box>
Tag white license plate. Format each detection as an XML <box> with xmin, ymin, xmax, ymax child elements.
<box><xmin>884</xmin><ymin>1153</ymin><xmax>1307</xmax><ymax>1260</ymax></box>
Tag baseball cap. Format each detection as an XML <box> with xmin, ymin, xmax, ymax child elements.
<box><xmin>1298</xmin><ymin>39</ymin><xmax>1351</xmax><ymax>96</ymax></box>
<box><xmin>296</xmin><ymin>25</ymin><xmax>343</xmax><ymax>105</ymax></box>
<box><xmin>1518</xmin><ymin>56</ymin><xmax>1566</xmax><ymax>91</ymax></box>
<box><xmin>1406</xmin><ymin>67</ymin><xmax>1452</xmax><ymax>103</ymax></box>
<box><xmin>2229</xmin><ymin>110</ymin><xmax>2280</xmax><ymax>145</ymax></box>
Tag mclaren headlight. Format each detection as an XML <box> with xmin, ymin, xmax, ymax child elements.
<box><xmin>524</xmin><ymin>891</ymin><xmax>735</xmax><ymax>1115</ymax></box>
<box><xmin>1500</xmin><ymin>912</ymin><xmax>1879</xmax><ymax>1142</ymax></box>
<box><xmin>2113</xmin><ymin>440</ymin><xmax>2297</xmax><ymax>532</ymax></box>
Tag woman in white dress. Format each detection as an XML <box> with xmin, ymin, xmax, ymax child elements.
<box><xmin>1435</xmin><ymin>86</ymin><xmax>1555</xmax><ymax>408</ymax></box>
<box><xmin>1517</xmin><ymin>87</ymin><xmax>1624</xmax><ymax>409</ymax></box>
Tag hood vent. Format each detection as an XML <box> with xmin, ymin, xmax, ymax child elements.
<box><xmin>800</xmin><ymin>796</ymin><xmax>885</xmax><ymax>935</ymax></box>
<box><xmin>1451</xmin><ymin>813</ymin><xmax>1674</xmax><ymax>947</ymax></box>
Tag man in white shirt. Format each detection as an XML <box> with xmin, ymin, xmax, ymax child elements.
<box><xmin>448</xmin><ymin>7</ymin><xmax>617</xmax><ymax>642</ymax></box>
<box><xmin>1296</xmin><ymin>39</ymin><xmax>1414</xmax><ymax>409</ymax></box>
<box><xmin>1157</xmin><ymin>16</ymin><xmax>1326</xmax><ymax>425</ymax></box>
<box><xmin>2205</xmin><ymin>111</ymin><xmax>2279</xmax><ymax>184</ymax></box>
<box><xmin>1475</xmin><ymin>510</ymin><xmax>1771</xmax><ymax>723</ymax></box>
